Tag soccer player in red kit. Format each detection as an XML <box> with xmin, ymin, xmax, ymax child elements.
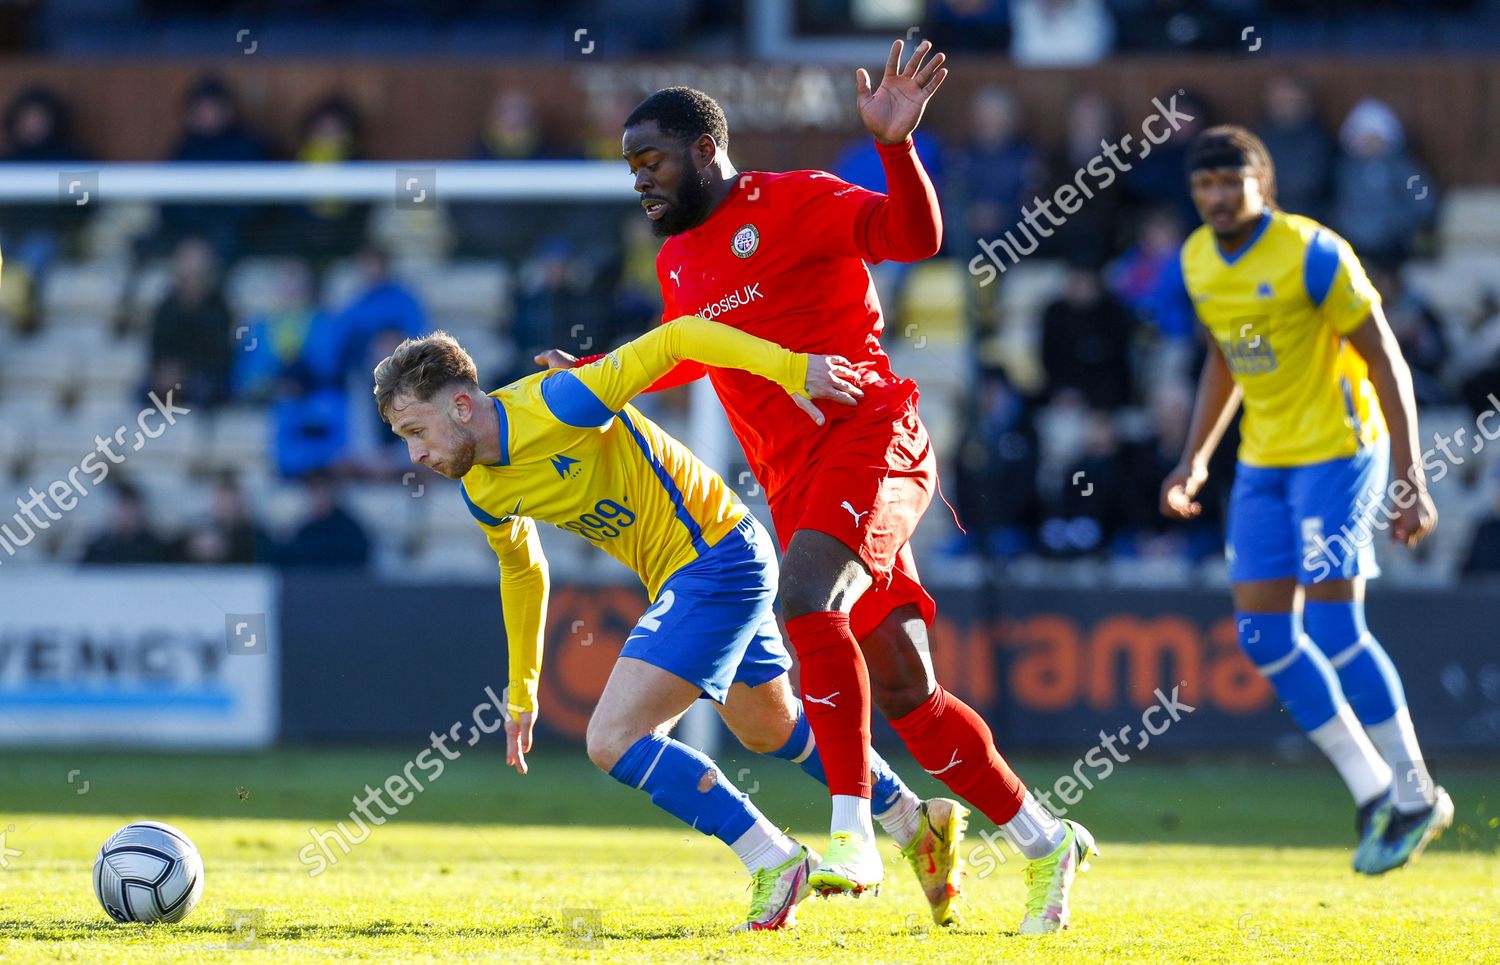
<box><xmin>543</xmin><ymin>40</ymin><xmax>1095</xmax><ymax>932</ymax></box>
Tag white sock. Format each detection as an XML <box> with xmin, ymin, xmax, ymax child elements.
<box><xmin>1001</xmin><ymin>791</ymin><xmax>1068</xmax><ymax>860</ymax></box>
<box><xmin>1366</xmin><ymin>707</ymin><xmax>1435</xmax><ymax>812</ymax></box>
<box><xmin>1308</xmin><ymin>705</ymin><xmax>1393</xmax><ymax>806</ymax></box>
<box><xmin>873</xmin><ymin>790</ymin><xmax>923</xmax><ymax>848</ymax></box>
<box><xmin>831</xmin><ymin>794</ymin><xmax>875</xmax><ymax>841</ymax></box>
<box><xmin>729</xmin><ymin>817</ymin><xmax>799</xmax><ymax>873</ymax></box>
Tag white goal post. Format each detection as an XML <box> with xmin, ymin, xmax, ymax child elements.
<box><xmin>0</xmin><ymin>161</ymin><xmax>629</xmax><ymax>203</ymax></box>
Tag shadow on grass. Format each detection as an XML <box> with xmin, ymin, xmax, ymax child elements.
<box><xmin>0</xmin><ymin>913</ymin><xmax>732</xmax><ymax>945</ymax></box>
<box><xmin>1</xmin><ymin>748</ymin><xmax>1495</xmax><ymax>851</ymax></box>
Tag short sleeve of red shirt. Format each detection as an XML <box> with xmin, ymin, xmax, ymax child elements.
<box><xmin>772</xmin><ymin>171</ymin><xmax>885</xmax><ymax>262</ymax></box>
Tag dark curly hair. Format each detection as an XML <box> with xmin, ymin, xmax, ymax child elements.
<box><xmin>623</xmin><ymin>87</ymin><xmax>728</xmax><ymax>151</ymax></box>
<box><xmin>1187</xmin><ymin>124</ymin><xmax>1278</xmax><ymax>208</ymax></box>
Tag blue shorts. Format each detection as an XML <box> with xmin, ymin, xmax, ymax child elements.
<box><xmin>620</xmin><ymin>513</ymin><xmax>792</xmax><ymax>703</ymax></box>
<box><xmin>1227</xmin><ymin>438</ymin><xmax>1388</xmax><ymax>585</ymax></box>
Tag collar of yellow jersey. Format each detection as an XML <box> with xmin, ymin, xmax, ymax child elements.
<box><xmin>487</xmin><ymin>395</ymin><xmax>510</xmax><ymax>467</ymax></box>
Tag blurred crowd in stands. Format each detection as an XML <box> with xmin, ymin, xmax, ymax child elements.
<box><xmin>5</xmin><ymin>1</ymin><xmax>1498</xmax><ymax>58</ymax></box>
<box><xmin>5</xmin><ymin>66</ymin><xmax>1500</xmax><ymax>581</ymax></box>
<box><xmin>78</xmin><ymin>472</ymin><xmax>368</xmax><ymax>569</ymax></box>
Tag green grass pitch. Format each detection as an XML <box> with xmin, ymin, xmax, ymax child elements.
<box><xmin>0</xmin><ymin>746</ymin><xmax>1496</xmax><ymax>962</ymax></box>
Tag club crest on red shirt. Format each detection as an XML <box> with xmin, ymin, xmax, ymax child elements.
<box><xmin>731</xmin><ymin>224</ymin><xmax>760</xmax><ymax>259</ymax></box>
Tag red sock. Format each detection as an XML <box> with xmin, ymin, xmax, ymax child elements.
<box><xmin>785</xmin><ymin>611</ymin><xmax>871</xmax><ymax>798</ymax></box>
<box><xmin>890</xmin><ymin>686</ymin><xmax>1026</xmax><ymax>824</ymax></box>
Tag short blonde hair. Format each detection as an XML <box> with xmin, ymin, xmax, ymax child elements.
<box><xmin>372</xmin><ymin>330</ymin><xmax>480</xmax><ymax>423</ymax></box>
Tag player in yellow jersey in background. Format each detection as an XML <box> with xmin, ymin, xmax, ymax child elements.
<box><xmin>372</xmin><ymin>316</ymin><xmax>970</xmax><ymax>930</ymax></box>
<box><xmin>1160</xmin><ymin>126</ymin><xmax>1451</xmax><ymax>874</ymax></box>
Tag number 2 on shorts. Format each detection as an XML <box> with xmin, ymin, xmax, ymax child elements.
<box><xmin>638</xmin><ymin>590</ymin><xmax>676</xmax><ymax>632</ymax></box>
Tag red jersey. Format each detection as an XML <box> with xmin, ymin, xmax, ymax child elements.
<box><xmin>652</xmin><ymin>138</ymin><xmax>943</xmax><ymax>498</ymax></box>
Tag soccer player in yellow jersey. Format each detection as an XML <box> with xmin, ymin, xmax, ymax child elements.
<box><xmin>373</xmin><ymin>316</ymin><xmax>969</xmax><ymax>929</ymax></box>
<box><xmin>1160</xmin><ymin>126</ymin><xmax>1451</xmax><ymax>874</ymax></box>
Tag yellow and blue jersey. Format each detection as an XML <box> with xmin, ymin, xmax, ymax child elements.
<box><xmin>463</xmin><ymin>378</ymin><xmax>747</xmax><ymax>601</ymax></box>
<box><xmin>1165</xmin><ymin>209</ymin><xmax>1384</xmax><ymax>467</ymax></box>
<box><xmin>457</xmin><ymin>316</ymin><xmax>808</xmax><ymax>718</ymax></box>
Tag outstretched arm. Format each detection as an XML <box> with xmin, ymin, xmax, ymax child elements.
<box><xmin>534</xmin><ymin>347</ymin><xmax>708</xmax><ymax>394</ymax></box>
<box><xmin>539</xmin><ymin>315</ymin><xmax>863</xmax><ymax>428</ymax></box>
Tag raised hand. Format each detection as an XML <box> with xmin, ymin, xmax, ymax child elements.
<box><xmin>856</xmin><ymin>39</ymin><xmax>948</xmax><ymax>145</ymax></box>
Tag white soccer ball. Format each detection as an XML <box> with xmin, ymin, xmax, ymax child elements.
<box><xmin>92</xmin><ymin>821</ymin><xmax>204</xmax><ymax>923</ymax></box>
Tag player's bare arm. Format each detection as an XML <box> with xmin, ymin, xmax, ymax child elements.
<box><xmin>857</xmin><ymin>39</ymin><xmax>948</xmax><ymax>145</ymax></box>
<box><xmin>1344</xmin><ymin>307</ymin><xmax>1438</xmax><ymax>547</ymax></box>
<box><xmin>1161</xmin><ymin>338</ymin><xmax>1243</xmax><ymax>519</ymax></box>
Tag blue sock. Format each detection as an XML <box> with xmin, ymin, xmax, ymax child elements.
<box><xmin>608</xmin><ymin>733</ymin><xmax>757</xmax><ymax>845</ymax></box>
<box><xmin>770</xmin><ymin>702</ymin><xmax>914</xmax><ymax>816</ymax></box>
<box><xmin>1304</xmin><ymin>600</ymin><xmax>1406</xmax><ymax>726</ymax></box>
<box><xmin>1237</xmin><ymin>612</ymin><xmax>1344</xmax><ymax>732</ymax></box>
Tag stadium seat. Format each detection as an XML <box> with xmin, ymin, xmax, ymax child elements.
<box><xmin>451</xmin><ymin>328</ymin><xmax>514</xmax><ymax>387</ymax></box>
<box><xmin>368</xmin><ymin>205</ymin><xmax>451</xmax><ymax>267</ymax></box>
<box><xmin>897</xmin><ymin>259</ymin><xmax>967</xmax><ymax>344</ymax></box>
<box><xmin>138</xmin><ymin>475</ymin><xmax>212</xmax><ymax>532</ymax></box>
<box><xmin>10</xmin><ymin>462</ymin><xmax>105</xmax><ymax>562</ymax></box>
<box><xmin>344</xmin><ymin>481</ymin><xmax>423</xmax><ymax>542</ymax></box>
<box><xmin>318</xmin><ymin>258</ymin><xmax>365</xmax><ymax>311</ymax></box>
<box><xmin>410</xmin><ymin>261</ymin><xmax>512</xmax><ymax>328</ymax></box>
<box><xmin>424</xmin><ymin>491</ymin><xmax>480</xmax><ymax>543</ymax></box>
<box><xmin>256</xmin><ymin>482</ymin><xmax>313</xmax><ymax>536</ymax></box>
<box><xmin>0</xmin><ymin>332</ymin><xmax>91</xmax><ymax>404</ymax></box>
<box><xmin>1438</xmin><ymin>189</ymin><xmax>1500</xmax><ymax>251</ymax></box>
<box><xmin>40</xmin><ymin>262</ymin><xmax>127</xmax><ymax>329</ymax></box>
<box><xmin>203</xmin><ymin>406</ymin><xmax>271</xmax><ymax>473</ymax></box>
<box><xmin>80</xmin><ymin>203</ymin><xmax>157</xmax><ymax>266</ymax></box>
<box><xmin>992</xmin><ymin>259</ymin><xmax>1068</xmax><ymax>392</ymax></box>
<box><xmin>405</xmin><ymin>534</ymin><xmax>502</xmax><ymax>578</ymax></box>
<box><xmin>1401</xmin><ymin>254</ymin><xmax>1500</xmax><ymax>333</ymax></box>
<box><xmin>78</xmin><ymin>341</ymin><xmax>149</xmax><ymax>407</ymax></box>
<box><xmin>227</xmin><ymin>258</ymin><xmax>306</xmax><ymax>322</ymax></box>
<box><xmin>68</xmin><ymin>398</ymin><xmax>204</xmax><ymax>475</ymax></box>
<box><xmin>0</xmin><ymin>418</ymin><xmax>31</xmax><ymax>480</ymax></box>
<box><xmin>998</xmin><ymin>259</ymin><xmax>1069</xmax><ymax>315</ymax></box>
<box><xmin>889</xmin><ymin>259</ymin><xmax>969</xmax><ymax>442</ymax></box>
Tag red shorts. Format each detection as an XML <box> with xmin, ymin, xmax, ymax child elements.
<box><xmin>767</xmin><ymin>396</ymin><xmax>938</xmax><ymax>642</ymax></box>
